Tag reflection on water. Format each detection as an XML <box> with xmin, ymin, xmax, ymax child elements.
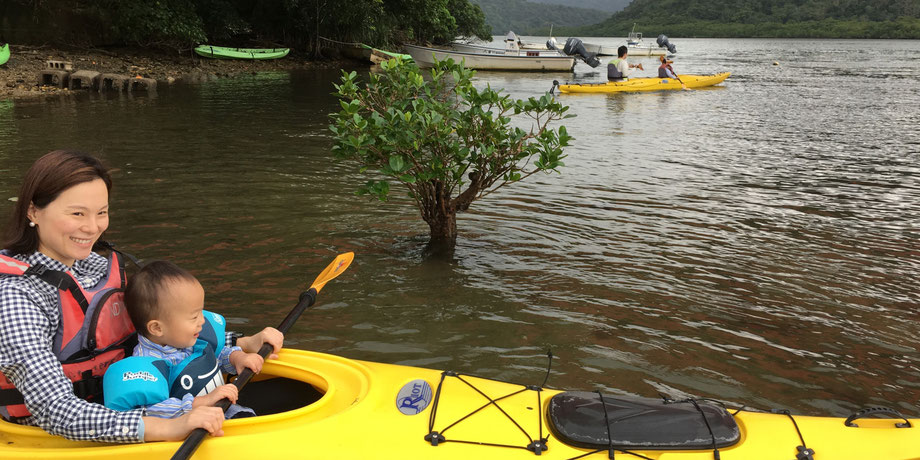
<box><xmin>1</xmin><ymin>39</ymin><xmax>919</xmax><ymax>417</ymax></box>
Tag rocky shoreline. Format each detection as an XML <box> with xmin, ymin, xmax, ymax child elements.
<box><xmin>0</xmin><ymin>45</ymin><xmax>349</xmax><ymax>100</ymax></box>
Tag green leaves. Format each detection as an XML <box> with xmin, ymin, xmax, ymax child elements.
<box><xmin>328</xmin><ymin>57</ymin><xmax>573</xmax><ymax>243</ymax></box>
<box><xmin>388</xmin><ymin>155</ymin><xmax>407</xmax><ymax>173</ymax></box>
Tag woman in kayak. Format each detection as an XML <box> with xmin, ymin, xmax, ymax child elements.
<box><xmin>0</xmin><ymin>150</ymin><xmax>281</xmax><ymax>443</ymax></box>
<box><xmin>658</xmin><ymin>55</ymin><xmax>684</xmax><ymax>85</ymax></box>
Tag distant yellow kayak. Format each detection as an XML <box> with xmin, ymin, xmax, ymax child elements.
<box><xmin>1</xmin><ymin>348</ymin><xmax>918</xmax><ymax>459</ymax></box>
<box><xmin>557</xmin><ymin>72</ymin><xmax>730</xmax><ymax>93</ymax></box>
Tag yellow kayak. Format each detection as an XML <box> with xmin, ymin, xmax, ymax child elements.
<box><xmin>1</xmin><ymin>348</ymin><xmax>917</xmax><ymax>459</ymax></box>
<box><xmin>557</xmin><ymin>72</ymin><xmax>731</xmax><ymax>93</ymax></box>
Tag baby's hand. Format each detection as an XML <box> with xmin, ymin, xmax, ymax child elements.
<box><xmin>230</xmin><ymin>350</ymin><xmax>264</xmax><ymax>375</ymax></box>
<box><xmin>193</xmin><ymin>383</ymin><xmax>238</xmax><ymax>408</ymax></box>
<box><xmin>236</xmin><ymin>327</ymin><xmax>284</xmax><ymax>360</ymax></box>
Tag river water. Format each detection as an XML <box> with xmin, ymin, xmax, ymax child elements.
<box><xmin>1</xmin><ymin>38</ymin><xmax>918</xmax><ymax>418</ymax></box>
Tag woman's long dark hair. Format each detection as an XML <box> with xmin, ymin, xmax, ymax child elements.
<box><xmin>2</xmin><ymin>150</ymin><xmax>112</xmax><ymax>255</ymax></box>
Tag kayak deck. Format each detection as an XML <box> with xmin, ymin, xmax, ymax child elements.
<box><xmin>194</xmin><ymin>45</ymin><xmax>290</xmax><ymax>60</ymax></box>
<box><xmin>1</xmin><ymin>348</ymin><xmax>917</xmax><ymax>459</ymax></box>
<box><xmin>558</xmin><ymin>72</ymin><xmax>731</xmax><ymax>93</ymax></box>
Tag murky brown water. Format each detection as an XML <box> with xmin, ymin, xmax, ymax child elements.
<box><xmin>1</xmin><ymin>38</ymin><xmax>918</xmax><ymax>418</ymax></box>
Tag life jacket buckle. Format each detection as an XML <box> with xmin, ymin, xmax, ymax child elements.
<box><xmin>23</xmin><ymin>264</ymin><xmax>48</xmax><ymax>276</ymax></box>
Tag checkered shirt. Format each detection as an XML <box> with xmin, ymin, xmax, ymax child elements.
<box><xmin>0</xmin><ymin>251</ymin><xmax>143</xmax><ymax>442</ymax></box>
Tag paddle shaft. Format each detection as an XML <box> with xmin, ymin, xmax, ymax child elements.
<box><xmin>171</xmin><ymin>288</ymin><xmax>317</xmax><ymax>460</ymax></box>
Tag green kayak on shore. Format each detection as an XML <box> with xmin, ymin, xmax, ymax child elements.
<box><xmin>194</xmin><ymin>45</ymin><xmax>290</xmax><ymax>60</ymax></box>
<box><xmin>0</xmin><ymin>44</ymin><xmax>10</xmax><ymax>66</ymax></box>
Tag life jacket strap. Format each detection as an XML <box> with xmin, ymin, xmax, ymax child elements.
<box><xmin>72</xmin><ymin>370</ymin><xmax>105</xmax><ymax>403</ymax></box>
<box><xmin>94</xmin><ymin>240</ymin><xmax>143</xmax><ymax>268</ymax></box>
<box><xmin>0</xmin><ymin>373</ymin><xmax>105</xmax><ymax>411</ymax></box>
<box><xmin>0</xmin><ymin>388</ymin><xmax>25</xmax><ymax>406</ymax></box>
<box><xmin>24</xmin><ymin>264</ymin><xmax>91</xmax><ymax>313</ymax></box>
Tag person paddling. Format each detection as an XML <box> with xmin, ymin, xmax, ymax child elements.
<box><xmin>0</xmin><ymin>150</ymin><xmax>281</xmax><ymax>443</ymax></box>
<box><xmin>608</xmin><ymin>45</ymin><xmax>643</xmax><ymax>81</ymax></box>
<box><xmin>658</xmin><ymin>55</ymin><xmax>686</xmax><ymax>89</ymax></box>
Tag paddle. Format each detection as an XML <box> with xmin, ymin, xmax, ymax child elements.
<box><xmin>677</xmin><ymin>75</ymin><xmax>687</xmax><ymax>90</ymax></box>
<box><xmin>171</xmin><ymin>252</ymin><xmax>355</xmax><ymax>460</ymax></box>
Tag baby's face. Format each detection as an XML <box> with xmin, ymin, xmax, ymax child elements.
<box><xmin>156</xmin><ymin>278</ymin><xmax>206</xmax><ymax>349</ymax></box>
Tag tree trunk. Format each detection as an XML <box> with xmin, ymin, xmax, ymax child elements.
<box><xmin>425</xmin><ymin>210</ymin><xmax>457</xmax><ymax>248</ymax></box>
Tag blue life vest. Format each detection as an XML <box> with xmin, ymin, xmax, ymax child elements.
<box><xmin>103</xmin><ymin>311</ymin><xmax>228</xmax><ymax>412</ymax></box>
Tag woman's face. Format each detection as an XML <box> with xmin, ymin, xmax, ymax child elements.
<box><xmin>28</xmin><ymin>178</ymin><xmax>109</xmax><ymax>266</ymax></box>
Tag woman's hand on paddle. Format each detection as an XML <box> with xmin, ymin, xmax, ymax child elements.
<box><xmin>182</xmin><ymin>406</ymin><xmax>226</xmax><ymax>437</ymax></box>
<box><xmin>236</xmin><ymin>327</ymin><xmax>284</xmax><ymax>359</ymax></box>
<box><xmin>193</xmin><ymin>384</ymin><xmax>238</xmax><ymax>408</ymax></box>
<box><xmin>230</xmin><ymin>350</ymin><xmax>264</xmax><ymax>375</ymax></box>
<box><xmin>142</xmin><ymin>406</ymin><xmax>225</xmax><ymax>441</ymax></box>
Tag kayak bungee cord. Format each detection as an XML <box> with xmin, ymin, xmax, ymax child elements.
<box><xmin>770</xmin><ymin>409</ymin><xmax>816</xmax><ymax>460</ymax></box>
<box><xmin>563</xmin><ymin>392</ymin><xmax>654</xmax><ymax>460</ymax></box>
<box><xmin>597</xmin><ymin>391</ymin><xmax>615</xmax><ymax>460</ymax></box>
<box><xmin>426</xmin><ymin>371</ymin><xmax>549</xmax><ymax>454</ymax></box>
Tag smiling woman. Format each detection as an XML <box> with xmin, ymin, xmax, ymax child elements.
<box><xmin>27</xmin><ymin>178</ymin><xmax>110</xmax><ymax>266</ymax></box>
<box><xmin>0</xmin><ymin>150</ymin><xmax>231</xmax><ymax>443</ymax></box>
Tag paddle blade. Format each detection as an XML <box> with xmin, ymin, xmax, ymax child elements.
<box><xmin>309</xmin><ymin>252</ymin><xmax>354</xmax><ymax>293</ymax></box>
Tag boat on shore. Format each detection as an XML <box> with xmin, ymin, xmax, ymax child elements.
<box><xmin>555</xmin><ymin>72</ymin><xmax>731</xmax><ymax>94</ymax></box>
<box><xmin>194</xmin><ymin>45</ymin><xmax>290</xmax><ymax>60</ymax></box>
<box><xmin>449</xmin><ymin>41</ymin><xmax>562</xmax><ymax>58</ymax></box>
<box><xmin>404</xmin><ymin>44</ymin><xmax>576</xmax><ymax>71</ymax></box>
<box><xmin>1</xmin><ymin>347</ymin><xmax>917</xmax><ymax>459</ymax></box>
<box><xmin>320</xmin><ymin>37</ymin><xmax>410</xmax><ymax>64</ymax></box>
<box><xmin>0</xmin><ymin>44</ymin><xmax>10</xmax><ymax>66</ymax></box>
<box><xmin>369</xmin><ymin>48</ymin><xmax>412</xmax><ymax>64</ymax></box>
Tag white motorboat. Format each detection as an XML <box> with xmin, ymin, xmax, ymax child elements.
<box><xmin>404</xmin><ymin>43</ymin><xmax>575</xmax><ymax>71</ymax></box>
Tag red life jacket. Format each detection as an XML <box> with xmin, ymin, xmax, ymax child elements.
<box><xmin>0</xmin><ymin>251</ymin><xmax>137</xmax><ymax>421</ymax></box>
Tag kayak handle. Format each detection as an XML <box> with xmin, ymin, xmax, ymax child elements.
<box><xmin>844</xmin><ymin>406</ymin><xmax>912</xmax><ymax>428</ymax></box>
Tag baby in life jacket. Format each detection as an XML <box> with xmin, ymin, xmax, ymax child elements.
<box><xmin>103</xmin><ymin>261</ymin><xmax>264</xmax><ymax>419</ymax></box>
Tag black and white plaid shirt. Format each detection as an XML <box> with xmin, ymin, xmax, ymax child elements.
<box><xmin>0</xmin><ymin>251</ymin><xmax>143</xmax><ymax>442</ymax></box>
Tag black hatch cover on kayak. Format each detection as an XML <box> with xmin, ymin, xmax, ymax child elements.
<box><xmin>548</xmin><ymin>391</ymin><xmax>740</xmax><ymax>450</ymax></box>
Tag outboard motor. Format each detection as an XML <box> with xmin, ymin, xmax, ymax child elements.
<box><xmin>505</xmin><ymin>31</ymin><xmax>521</xmax><ymax>52</ymax></box>
<box><xmin>546</xmin><ymin>36</ymin><xmax>558</xmax><ymax>51</ymax></box>
<box><xmin>657</xmin><ymin>34</ymin><xmax>677</xmax><ymax>54</ymax></box>
<box><xmin>562</xmin><ymin>37</ymin><xmax>600</xmax><ymax>68</ymax></box>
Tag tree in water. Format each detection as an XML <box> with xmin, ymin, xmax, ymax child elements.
<box><xmin>329</xmin><ymin>58</ymin><xmax>572</xmax><ymax>253</ymax></box>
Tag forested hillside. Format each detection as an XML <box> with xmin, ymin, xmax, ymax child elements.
<box><xmin>526</xmin><ymin>0</ymin><xmax>631</xmax><ymax>14</ymax></box>
<box><xmin>571</xmin><ymin>0</ymin><xmax>920</xmax><ymax>38</ymax></box>
<box><xmin>469</xmin><ymin>0</ymin><xmax>608</xmax><ymax>35</ymax></box>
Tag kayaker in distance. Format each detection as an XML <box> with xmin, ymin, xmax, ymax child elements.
<box><xmin>103</xmin><ymin>260</ymin><xmax>282</xmax><ymax>419</ymax></box>
<box><xmin>658</xmin><ymin>55</ymin><xmax>685</xmax><ymax>88</ymax></box>
<box><xmin>608</xmin><ymin>45</ymin><xmax>643</xmax><ymax>81</ymax></box>
<box><xmin>0</xmin><ymin>150</ymin><xmax>278</xmax><ymax>443</ymax></box>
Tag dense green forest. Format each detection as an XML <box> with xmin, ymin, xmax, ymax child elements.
<box><xmin>0</xmin><ymin>0</ymin><xmax>491</xmax><ymax>51</ymax></box>
<box><xmin>568</xmin><ymin>0</ymin><xmax>920</xmax><ymax>38</ymax></box>
<box><xmin>526</xmin><ymin>0</ymin><xmax>631</xmax><ymax>14</ymax></box>
<box><xmin>469</xmin><ymin>0</ymin><xmax>607</xmax><ymax>35</ymax></box>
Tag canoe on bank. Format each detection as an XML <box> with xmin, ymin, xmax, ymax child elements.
<box><xmin>1</xmin><ymin>348</ymin><xmax>917</xmax><ymax>459</ymax></box>
<box><xmin>194</xmin><ymin>45</ymin><xmax>290</xmax><ymax>60</ymax></box>
<box><xmin>558</xmin><ymin>72</ymin><xmax>730</xmax><ymax>93</ymax></box>
<box><xmin>0</xmin><ymin>44</ymin><xmax>9</xmax><ymax>66</ymax></box>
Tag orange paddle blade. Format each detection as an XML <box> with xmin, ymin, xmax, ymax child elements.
<box><xmin>310</xmin><ymin>252</ymin><xmax>354</xmax><ymax>293</ymax></box>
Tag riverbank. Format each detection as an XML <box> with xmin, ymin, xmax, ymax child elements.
<box><xmin>0</xmin><ymin>45</ymin><xmax>348</xmax><ymax>100</ymax></box>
